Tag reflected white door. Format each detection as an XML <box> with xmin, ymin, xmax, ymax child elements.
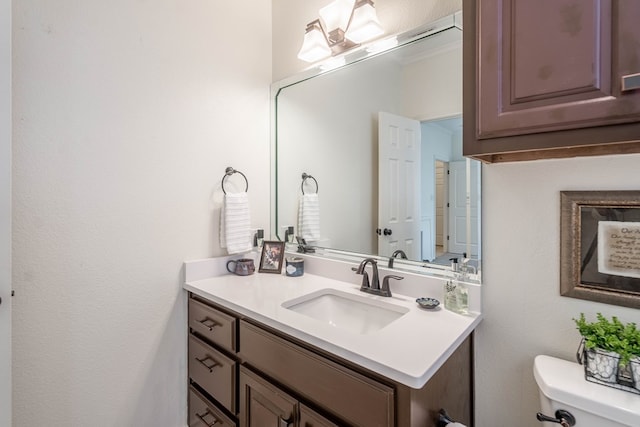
<box><xmin>435</xmin><ymin>161</ymin><xmax>446</xmax><ymax>247</ymax></box>
<box><xmin>448</xmin><ymin>160</ymin><xmax>479</xmax><ymax>256</ymax></box>
<box><xmin>1</xmin><ymin>0</ymin><xmax>11</xmax><ymax>423</ymax></box>
<box><xmin>378</xmin><ymin>112</ymin><xmax>421</xmax><ymax>259</ymax></box>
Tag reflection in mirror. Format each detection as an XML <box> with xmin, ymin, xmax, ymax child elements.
<box><xmin>274</xmin><ymin>13</ymin><xmax>481</xmax><ymax>279</ymax></box>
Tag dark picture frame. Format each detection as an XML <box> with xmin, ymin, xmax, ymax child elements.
<box><xmin>258</xmin><ymin>241</ymin><xmax>285</xmax><ymax>274</ymax></box>
<box><xmin>560</xmin><ymin>191</ymin><xmax>640</xmax><ymax>309</ymax></box>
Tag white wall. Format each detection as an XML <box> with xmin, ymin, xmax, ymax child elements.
<box><xmin>12</xmin><ymin>1</ymin><xmax>271</xmax><ymax>425</ymax></box>
<box><xmin>1</xmin><ymin>0</ymin><xmax>11</xmax><ymax>423</ymax></box>
<box><xmin>402</xmin><ymin>42</ymin><xmax>462</xmax><ymax>121</ymax></box>
<box><xmin>478</xmin><ymin>154</ymin><xmax>640</xmax><ymax>427</ymax></box>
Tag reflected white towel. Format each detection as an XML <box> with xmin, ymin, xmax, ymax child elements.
<box><xmin>220</xmin><ymin>192</ymin><xmax>252</xmax><ymax>255</ymax></box>
<box><xmin>298</xmin><ymin>193</ymin><xmax>320</xmax><ymax>241</ymax></box>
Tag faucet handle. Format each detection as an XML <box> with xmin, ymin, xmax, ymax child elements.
<box><xmin>381</xmin><ymin>275</ymin><xmax>403</xmax><ymax>297</ymax></box>
<box><xmin>352</xmin><ymin>267</ymin><xmax>370</xmax><ymax>290</ymax></box>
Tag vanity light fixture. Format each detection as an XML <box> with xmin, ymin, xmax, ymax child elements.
<box><xmin>320</xmin><ymin>56</ymin><xmax>346</xmax><ymax>71</ymax></box>
<box><xmin>366</xmin><ymin>36</ymin><xmax>398</xmax><ymax>55</ymax></box>
<box><xmin>297</xmin><ymin>0</ymin><xmax>384</xmax><ymax>63</ymax></box>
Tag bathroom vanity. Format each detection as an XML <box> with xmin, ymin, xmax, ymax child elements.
<box><xmin>184</xmin><ymin>256</ymin><xmax>482</xmax><ymax>427</ymax></box>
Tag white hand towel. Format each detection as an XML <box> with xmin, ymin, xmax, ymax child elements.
<box><xmin>298</xmin><ymin>193</ymin><xmax>320</xmax><ymax>241</ymax></box>
<box><xmin>220</xmin><ymin>192</ymin><xmax>252</xmax><ymax>255</ymax></box>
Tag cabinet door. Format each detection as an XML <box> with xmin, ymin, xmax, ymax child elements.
<box><xmin>189</xmin><ymin>297</ymin><xmax>237</xmax><ymax>353</ymax></box>
<box><xmin>239</xmin><ymin>321</ymin><xmax>394</xmax><ymax>427</ymax></box>
<box><xmin>239</xmin><ymin>366</ymin><xmax>297</xmax><ymax>427</ymax></box>
<box><xmin>299</xmin><ymin>404</ymin><xmax>338</xmax><ymax>427</ymax></box>
<box><xmin>189</xmin><ymin>335</ymin><xmax>237</xmax><ymax>413</ymax></box>
<box><xmin>464</xmin><ymin>0</ymin><xmax>640</xmax><ymax>161</ymax></box>
<box><xmin>477</xmin><ymin>0</ymin><xmax>640</xmax><ymax>138</ymax></box>
<box><xmin>189</xmin><ymin>387</ymin><xmax>237</xmax><ymax>427</ymax></box>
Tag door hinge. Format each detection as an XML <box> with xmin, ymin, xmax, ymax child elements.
<box><xmin>447</xmin><ymin>202</ymin><xmax>450</xmax><ymax>207</ymax></box>
<box><xmin>447</xmin><ymin>235</ymin><xmax>450</xmax><ymax>241</ymax></box>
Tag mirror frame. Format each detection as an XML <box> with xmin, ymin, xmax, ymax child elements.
<box><xmin>270</xmin><ymin>12</ymin><xmax>481</xmax><ymax>281</ymax></box>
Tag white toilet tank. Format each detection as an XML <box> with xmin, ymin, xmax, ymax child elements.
<box><xmin>534</xmin><ymin>355</ymin><xmax>640</xmax><ymax>427</ymax></box>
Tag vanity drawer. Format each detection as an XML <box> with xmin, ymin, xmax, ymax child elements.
<box><xmin>239</xmin><ymin>320</ymin><xmax>394</xmax><ymax>427</ymax></box>
<box><xmin>189</xmin><ymin>297</ymin><xmax>237</xmax><ymax>353</ymax></box>
<box><xmin>189</xmin><ymin>386</ymin><xmax>237</xmax><ymax>427</ymax></box>
<box><xmin>189</xmin><ymin>335</ymin><xmax>237</xmax><ymax>414</ymax></box>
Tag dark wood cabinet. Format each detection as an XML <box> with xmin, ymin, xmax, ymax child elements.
<box><xmin>188</xmin><ymin>293</ymin><xmax>473</xmax><ymax>427</ymax></box>
<box><xmin>463</xmin><ymin>0</ymin><xmax>640</xmax><ymax>162</ymax></box>
<box><xmin>189</xmin><ymin>387</ymin><xmax>237</xmax><ymax>427</ymax></box>
<box><xmin>299</xmin><ymin>404</ymin><xmax>339</xmax><ymax>427</ymax></box>
<box><xmin>238</xmin><ymin>320</ymin><xmax>395</xmax><ymax>427</ymax></box>
<box><xmin>239</xmin><ymin>366</ymin><xmax>298</xmax><ymax>427</ymax></box>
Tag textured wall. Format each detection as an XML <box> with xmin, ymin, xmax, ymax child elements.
<box><xmin>12</xmin><ymin>1</ymin><xmax>271</xmax><ymax>425</ymax></box>
<box><xmin>1</xmin><ymin>0</ymin><xmax>11</xmax><ymax>423</ymax></box>
<box><xmin>478</xmin><ymin>154</ymin><xmax>640</xmax><ymax>427</ymax></box>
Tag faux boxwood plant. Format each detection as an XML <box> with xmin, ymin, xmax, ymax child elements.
<box><xmin>574</xmin><ymin>313</ymin><xmax>640</xmax><ymax>367</ymax></box>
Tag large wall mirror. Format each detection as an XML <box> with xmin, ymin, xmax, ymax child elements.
<box><xmin>273</xmin><ymin>12</ymin><xmax>481</xmax><ymax>279</ymax></box>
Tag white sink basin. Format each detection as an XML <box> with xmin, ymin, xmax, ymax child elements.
<box><xmin>282</xmin><ymin>288</ymin><xmax>409</xmax><ymax>334</ymax></box>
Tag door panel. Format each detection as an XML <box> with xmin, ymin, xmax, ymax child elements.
<box><xmin>378</xmin><ymin>112</ymin><xmax>421</xmax><ymax>259</ymax></box>
<box><xmin>448</xmin><ymin>161</ymin><xmax>479</xmax><ymax>256</ymax></box>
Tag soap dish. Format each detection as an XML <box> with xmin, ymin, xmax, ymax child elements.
<box><xmin>416</xmin><ymin>297</ymin><xmax>440</xmax><ymax>309</ymax></box>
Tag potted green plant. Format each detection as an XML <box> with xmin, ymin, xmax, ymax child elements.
<box><xmin>573</xmin><ymin>313</ymin><xmax>640</xmax><ymax>386</ymax></box>
<box><xmin>621</xmin><ymin>321</ymin><xmax>640</xmax><ymax>391</ymax></box>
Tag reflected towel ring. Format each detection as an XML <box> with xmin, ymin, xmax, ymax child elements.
<box><xmin>222</xmin><ymin>167</ymin><xmax>248</xmax><ymax>194</ymax></box>
<box><xmin>301</xmin><ymin>173</ymin><xmax>319</xmax><ymax>195</ymax></box>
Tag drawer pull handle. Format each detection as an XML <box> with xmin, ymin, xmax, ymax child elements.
<box><xmin>198</xmin><ymin>318</ymin><xmax>221</xmax><ymax>331</ymax></box>
<box><xmin>195</xmin><ymin>356</ymin><xmax>221</xmax><ymax>373</ymax></box>
<box><xmin>621</xmin><ymin>72</ymin><xmax>640</xmax><ymax>92</ymax></box>
<box><xmin>195</xmin><ymin>409</ymin><xmax>220</xmax><ymax>426</ymax></box>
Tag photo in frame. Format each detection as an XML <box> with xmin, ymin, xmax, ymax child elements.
<box><xmin>258</xmin><ymin>241</ymin><xmax>286</xmax><ymax>274</ymax></box>
<box><xmin>560</xmin><ymin>191</ymin><xmax>640</xmax><ymax>309</ymax></box>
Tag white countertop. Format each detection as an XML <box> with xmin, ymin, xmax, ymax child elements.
<box><xmin>184</xmin><ymin>263</ymin><xmax>482</xmax><ymax>389</ymax></box>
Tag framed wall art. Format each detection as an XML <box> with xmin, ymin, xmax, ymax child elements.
<box><xmin>560</xmin><ymin>191</ymin><xmax>640</xmax><ymax>309</ymax></box>
<box><xmin>258</xmin><ymin>241</ymin><xmax>285</xmax><ymax>274</ymax></box>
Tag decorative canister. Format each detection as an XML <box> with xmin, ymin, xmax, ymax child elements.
<box><xmin>285</xmin><ymin>257</ymin><xmax>304</xmax><ymax>277</ymax></box>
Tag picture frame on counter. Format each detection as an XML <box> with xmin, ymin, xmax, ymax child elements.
<box><xmin>560</xmin><ymin>190</ymin><xmax>640</xmax><ymax>309</ymax></box>
<box><xmin>259</xmin><ymin>241</ymin><xmax>285</xmax><ymax>274</ymax></box>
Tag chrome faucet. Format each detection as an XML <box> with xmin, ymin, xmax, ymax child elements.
<box><xmin>388</xmin><ymin>249</ymin><xmax>408</xmax><ymax>268</ymax></box>
<box><xmin>354</xmin><ymin>258</ymin><xmax>379</xmax><ymax>291</ymax></box>
<box><xmin>353</xmin><ymin>258</ymin><xmax>403</xmax><ymax>297</ymax></box>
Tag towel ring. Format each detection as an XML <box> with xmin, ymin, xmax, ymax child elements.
<box><xmin>301</xmin><ymin>173</ymin><xmax>318</xmax><ymax>195</ymax></box>
<box><xmin>222</xmin><ymin>167</ymin><xmax>248</xmax><ymax>194</ymax></box>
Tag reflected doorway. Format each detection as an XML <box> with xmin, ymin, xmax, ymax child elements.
<box><xmin>435</xmin><ymin>160</ymin><xmax>448</xmax><ymax>258</ymax></box>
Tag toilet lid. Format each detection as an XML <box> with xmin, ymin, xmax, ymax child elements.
<box><xmin>534</xmin><ymin>355</ymin><xmax>640</xmax><ymax>426</ymax></box>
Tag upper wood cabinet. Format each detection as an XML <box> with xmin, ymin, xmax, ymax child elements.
<box><xmin>463</xmin><ymin>0</ymin><xmax>640</xmax><ymax>163</ymax></box>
